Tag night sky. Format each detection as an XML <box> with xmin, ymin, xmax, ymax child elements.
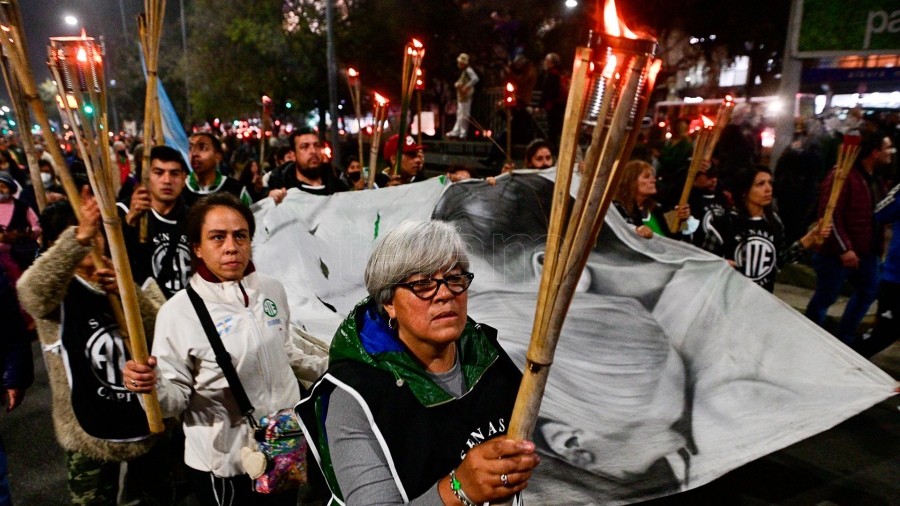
<box><xmin>20</xmin><ymin>0</ymin><xmax>145</xmax><ymax>83</ymax></box>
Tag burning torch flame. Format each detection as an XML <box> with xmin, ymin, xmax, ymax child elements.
<box><xmin>649</xmin><ymin>59</ymin><xmax>662</xmax><ymax>82</ymax></box>
<box><xmin>374</xmin><ymin>93</ymin><xmax>388</xmax><ymax>106</ymax></box>
<box><xmin>76</xmin><ymin>47</ymin><xmax>87</xmax><ymax>62</ymax></box>
<box><xmin>348</xmin><ymin>68</ymin><xmax>358</xmax><ymax>77</ymax></box>
<box><xmin>603</xmin><ymin>0</ymin><xmax>638</xmax><ymax>39</ymax></box>
<box><xmin>602</xmin><ymin>55</ymin><xmax>617</xmax><ymax>79</ymax></box>
<box><xmin>701</xmin><ymin>115</ymin><xmax>715</xmax><ymax>128</ymax></box>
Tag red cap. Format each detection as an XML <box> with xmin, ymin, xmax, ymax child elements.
<box><xmin>383</xmin><ymin>134</ymin><xmax>425</xmax><ymax>159</ymax></box>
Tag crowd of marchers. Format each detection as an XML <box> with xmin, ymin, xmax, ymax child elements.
<box><xmin>0</xmin><ymin>68</ymin><xmax>897</xmax><ymax>505</ymax></box>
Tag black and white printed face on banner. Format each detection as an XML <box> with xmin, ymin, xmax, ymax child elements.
<box><xmin>252</xmin><ymin>171</ymin><xmax>895</xmax><ymax>506</ymax></box>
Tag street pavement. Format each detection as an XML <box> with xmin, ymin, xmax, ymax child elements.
<box><xmin>3</xmin><ymin>284</ymin><xmax>898</xmax><ymax>505</ymax></box>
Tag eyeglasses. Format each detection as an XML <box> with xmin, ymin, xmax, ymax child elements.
<box><xmin>394</xmin><ymin>272</ymin><xmax>474</xmax><ymax>300</ymax></box>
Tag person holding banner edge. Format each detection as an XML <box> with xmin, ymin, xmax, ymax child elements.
<box><xmin>296</xmin><ymin>220</ymin><xmax>539</xmax><ymax>505</ymax></box>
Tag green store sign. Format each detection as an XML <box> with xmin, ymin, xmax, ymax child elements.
<box><xmin>797</xmin><ymin>0</ymin><xmax>900</xmax><ymax>55</ymax></box>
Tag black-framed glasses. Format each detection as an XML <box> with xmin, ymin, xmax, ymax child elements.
<box><xmin>394</xmin><ymin>272</ymin><xmax>474</xmax><ymax>300</ymax></box>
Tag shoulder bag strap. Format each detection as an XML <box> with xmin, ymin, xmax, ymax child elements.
<box><xmin>186</xmin><ymin>283</ymin><xmax>257</xmax><ymax>424</ymax></box>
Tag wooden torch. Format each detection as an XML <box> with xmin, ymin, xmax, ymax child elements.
<box><xmin>48</xmin><ymin>34</ymin><xmax>165</xmax><ymax>434</ymax></box>
<box><xmin>505</xmin><ymin>0</ymin><xmax>660</xmax><ymax>452</ymax></box>
<box><xmin>138</xmin><ymin>0</ymin><xmax>166</xmax><ymax>243</ymax></box>
<box><xmin>366</xmin><ymin>92</ymin><xmax>389</xmax><ymax>189</ymax></box>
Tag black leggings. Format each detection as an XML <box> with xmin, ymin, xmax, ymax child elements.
<box><xmin>854</xmin><ymin>280</ymin><xmax>900</xmax><ymax>358</ymax></box>
<box><xmin>186</xmin><ymin>467</ymin><xmax>297</xmax><ymax>506</ymax></box>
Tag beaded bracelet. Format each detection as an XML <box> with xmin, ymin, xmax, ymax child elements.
<box><xmin>449</xmin><ymin>468</ymin><xmax>477</xmax><ymax>506</ymax></box>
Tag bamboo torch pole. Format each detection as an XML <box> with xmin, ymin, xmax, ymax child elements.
<box><xmin>506</xmin><ymin>25</ymin><xmax>659</xmax><ymax>447</ymax></box>
<box><xmin>49</xmin><ymin>36</ymin><xmax>165</xmax><ymax>435</ymax></box>
<box><xmin>0</xmin><ymin>48</ymin><xmax>45</xmax><ymax>211</ymax></box>
<box><xmin>0</xmin><ymin>6</ymin><xmax>44</xmax><ymax>211</ymax></box>
<box><xmin>138</xmin><ymin>0</ymin><xmax>166</xmax><ymax>243</ymax></box>
<box><xmin>346</xmin><ymin>68</ymin><xmax>365</xmax><ymax>173</ymax></box>
<box><xmin>0</xmin><ymin>1</ymin><xmax>134</xmax><ymax>343</ymax></box>
<box><xmin>665</xmin><ymin>120</ymin><xmax>714</xmax><ymax>233</ymax></box>
<box><xmin>393</xmin><ymin>40</ymin><xmax>424</xmax><ymax>176</ymax></box>
<box><xmin>367</xmin><ymin>93</ymin><xmax>388</xmax><ymax>189</ymax></box>
<box><xmin>819</xmin><ymin>136</ymin><xmax>862</xmax><ymax>243</ymax></box>
<box><xmin>259</xmin><ymin>95</ymin><xmax>273</xmax><ymax>170</ymax></box>
<box><xmin>504</xmin><ymin>47</ymin><xmax>592</xmax><ymax>441</ymax></box>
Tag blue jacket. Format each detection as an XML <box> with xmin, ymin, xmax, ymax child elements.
<box><xmin>875</xmin><ymin>184</ymin><xmax>900</xmax><ymax>283</ymax></box>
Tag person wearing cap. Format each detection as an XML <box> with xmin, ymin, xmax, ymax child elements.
<box><xmin>687</xmin><ymin>161</ymin><xmax>732</xmax><ymax>249</ymax></box>
<box><xmin>446</xmin><ymin>53</ymin><xmax>479</xmax><ymax>139</ymax></box>
<box><xmin>267</xmin><ymin>127</ymin><xmax>347</xmax><ymax>203</ymax></box>
<box><xmin>118</xmin><ymin>146</ymin><xmax>191</xmax><ymax>300</ymax></box>
<box><xmin>376</xmin><ymin>134</ymin><xmax>425</xmax><ymax>187</ymax></box>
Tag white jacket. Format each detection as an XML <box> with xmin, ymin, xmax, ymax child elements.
<box><xmin>152</xmin><ymin>270</ymin><xmax>327</xmax><ymax>477</ymax></box>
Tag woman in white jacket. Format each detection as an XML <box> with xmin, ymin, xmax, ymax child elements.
<box><xmin>124</xmin><ymin>193</ymin><xmax>327</xmax><ymax>505</ymax></box>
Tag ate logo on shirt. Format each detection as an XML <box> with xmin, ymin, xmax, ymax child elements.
<box><xmin>734</xmin><ymin>230</ymin><xmax>776</xmax><ymax>282</ymax></box>
<box><xmin>84</xmin><ymin>320</ymin><xmax>131</xmax><ymax>399</ymax></box>
<box><xmin>151</xmin><ymin>233</ymin><xmax>191</xmax><ymax>293</ymax></box>
<box><xmin>263</xmin><ymin>298</ymin><xmax>278</xmax><ymax>317</ymax></box>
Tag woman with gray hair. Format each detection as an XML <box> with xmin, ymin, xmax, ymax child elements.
<box><xmin>297</xmin><ymin>220</ymin><xmax>539</xmax><ymax>505</ymax></box>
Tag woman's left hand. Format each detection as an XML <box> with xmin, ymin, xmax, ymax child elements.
<box><xmin>442</xmin><ymin>438</ymin><xmax>540</xmax><ymax>504</ymax></box>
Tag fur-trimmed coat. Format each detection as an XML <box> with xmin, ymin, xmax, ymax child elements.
<box><xmin>17</xmin><ymin>226</ymin><xmax>161</xmax><ymax>462</ymax></box>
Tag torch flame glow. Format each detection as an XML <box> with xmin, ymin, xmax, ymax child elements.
<box><xmin>374</xmin><ymin>93</ymin><xmax>388</xmax><ymax>106</ymax></box>
<box><xmin>76</xmin><ymin>47</ymin><xmax>87</xmax><ymax>62</ymax></box>
<box><xmin>701</xmin><ymin>115</ymin><xmax>715</xmax><ymax>128</ymax></box>
<box><xmin>348</xmin><ymin>68</ymin><xmax>358</xmax><ymax>77</ymax></box>
<box><xmin>649</xmin><ymin>59</ymin><xmax>662</xmax><ymax>82</ymax></box>
<box><xmin>603</xmin><ymin>0</ymin><xmax>638</xmax><ymax>39</ymax></box>
<box><xmin>602</xmin><ymin>55</ymin><xmax>617</xmax><ymax>79</ymax></box>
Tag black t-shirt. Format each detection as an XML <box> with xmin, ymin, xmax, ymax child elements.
<box><xmin>709</xmin><ymin>212</ymin><xmax>784</xmax><ymax>292</ymax></box>
<box><xmin>118</xmin><ymin>201</ymin><xmax>190</xmax><ymax>299</ymax></box>
<box><xmin>268</xmin><ymin>162</ymin><xmax>347</xmax><ymax>196</ymax></box>
<box><xmin>688</xmin><ymin>188</ymin><xmax>731</xmax><ymax>248</ymax></box>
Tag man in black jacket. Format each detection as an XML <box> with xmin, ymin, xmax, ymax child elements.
<box><xmin>267</xmin><ymin>128</ymin><xmax>347</xmax><ymax>203</ymax></box>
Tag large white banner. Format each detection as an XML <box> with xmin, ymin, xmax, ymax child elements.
<box><xmin>253</xmin><ymin>172</ymin><xmax>896</xmax><ymax>505</ymax></box>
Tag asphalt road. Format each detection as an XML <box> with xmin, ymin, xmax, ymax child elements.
<box><xmin>3</xmin><ymin>338</ymin><xmax>898</xmax><ymax>505</ymax></box>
